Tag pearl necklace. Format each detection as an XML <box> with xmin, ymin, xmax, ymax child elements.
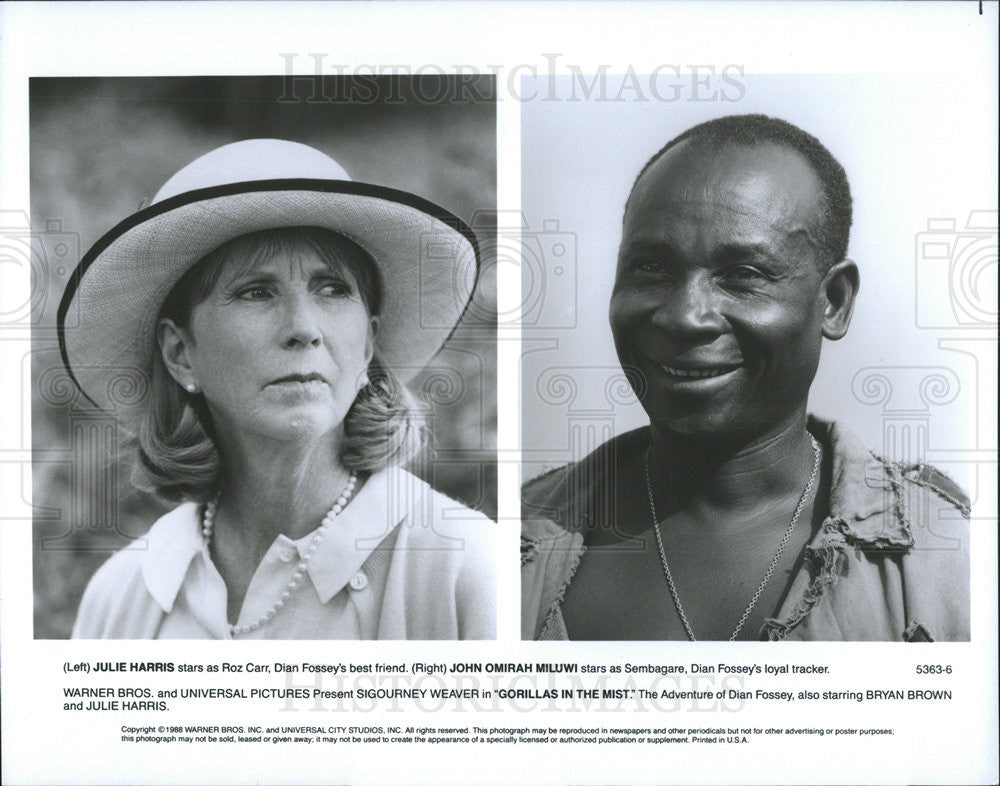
<box><xmin>202</xmin><ymin>472</ymin><xmax>358</xmax><ymax>637</ymax></box>
<box><xmin>644</xmin><ymin>434</ymin><xmax>821</xmax><ymax>641</ymax></box>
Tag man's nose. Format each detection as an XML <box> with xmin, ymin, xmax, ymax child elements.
<box><xmin>650</xmin><ymin>277</ymin><xmax>727</xmax><ymax>335</ymax></box>
<box><xmin>281</xmin><ymin>294</ymin><xmax>322</xmax><ymax>348</ymax></box>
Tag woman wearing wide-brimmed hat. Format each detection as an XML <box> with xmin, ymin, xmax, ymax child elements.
<box><xmin>65</xmin><ymin>139</ymin><xmax>495</xmax><ymax>640</ymax></box>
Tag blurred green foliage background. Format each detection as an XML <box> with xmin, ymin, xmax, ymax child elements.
<box><xmin>31</xmin><ymin>76</ymin><xmax>497</xmax><ymax>638</ymax></box>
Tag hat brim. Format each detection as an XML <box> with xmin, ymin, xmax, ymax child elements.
<box><xmin>58</xmin><ymin>179</ymin><xmax>480</xmax><ymax>412</ymax></box>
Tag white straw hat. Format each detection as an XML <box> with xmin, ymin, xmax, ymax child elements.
<box><xmin>58</xmin><ymin>138</ymin><xmax>480</xmax><ymax>411</ymax></box>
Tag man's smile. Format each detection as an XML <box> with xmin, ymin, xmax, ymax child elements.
<box><xmin>636</xmin><ymin>350</ymin><xmax>744</xmax><ymax>384</ymax></box>
<box><xmin>658</xmin><ymin>362</ymin><xmax>742</xmax><ymax>380</ymax></box>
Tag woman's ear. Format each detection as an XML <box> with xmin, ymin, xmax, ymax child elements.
<box><xmin>365</xmin><ymin>315</ymin><xmax>380</xmax><ymax>365</ymax></box>
<box><xmin>821</xmin><ymin>258</ymin><xmax>860</xmax><ymax>340</ymax></box>
<box><xmin>157</xmin><ymin>317</ymin><xmax>198</xmax><ymax>390</ymax></box>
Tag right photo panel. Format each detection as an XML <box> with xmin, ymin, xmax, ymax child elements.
<box><xmin>520</xmin><ymin>73</ymin><xmax>992</xmax><ymax>642</ymax></box>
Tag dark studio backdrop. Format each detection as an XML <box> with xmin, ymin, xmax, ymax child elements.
<box><xmin>30</xmin><ymin>75</ymin><xmax>498</xmax><ymax>638</ymax></box>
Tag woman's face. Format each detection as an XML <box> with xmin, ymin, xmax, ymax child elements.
<box><xmin>165</xmin><ymin>238</ymin><xmax>377</xmax><ymax>449</ymax></box>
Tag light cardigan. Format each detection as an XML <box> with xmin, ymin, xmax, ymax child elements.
<box><xmin>73</xmin><ymin>467</ymin><xmax>496</xmax><ymax>640</ymax></box>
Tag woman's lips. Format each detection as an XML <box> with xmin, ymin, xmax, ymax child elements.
<box><xmin>264</xmin><ymin>374</ymin><xmax>332</xmax><ymax>399</ymax></box>
<box><xmin>266</xmin><ymin>373</ymin><xmax>329</xmax><ymax>387</ymax></box>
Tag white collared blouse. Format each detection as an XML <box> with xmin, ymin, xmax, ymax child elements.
<box><xmin>73</xmin><ymin>467</ymin><xmax>496</xmax><ymax>640</ymax></box>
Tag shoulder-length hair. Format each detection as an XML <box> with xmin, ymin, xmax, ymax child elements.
<box><xmin>130</xmin><ymin>226</ymin><xmax>424</xmax><ymax>503</ymax></box>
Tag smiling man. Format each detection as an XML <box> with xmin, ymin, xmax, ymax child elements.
<box><xmin>521</xmin><ymin>114</ymin><xmax>970</xmax><ymax>642</ymax></box>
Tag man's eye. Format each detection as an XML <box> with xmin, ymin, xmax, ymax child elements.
<box><xmin>631</xmin><ymin>258</ymin><xmax>670</xmax><ymax>275</ymax></box>
<box><xmin>722</xmin><ymin>266</ymin><xmax>769</xmax><ymax>284</ymax></box>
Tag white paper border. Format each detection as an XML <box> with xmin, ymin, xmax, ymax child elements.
<box><xmin>2</xmin><ymin>2</ymin><xmax>997</xmax><ymax>785</ymax></box>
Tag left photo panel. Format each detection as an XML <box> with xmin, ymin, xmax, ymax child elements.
<box><xmin>30</xmin><ymin>75</ymin><xmax>498</xmax><ymax>640</ymax></box>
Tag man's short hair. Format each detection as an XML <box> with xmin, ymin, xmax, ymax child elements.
<box><xmin>629</xmin><ymin>114</ymin><xmax>853</xmax><ymax>267</ymax></box>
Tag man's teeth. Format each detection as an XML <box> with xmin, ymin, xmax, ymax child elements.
<box><xmin>661</xmin><ymin>365</ymin><xmax>734</xmax><ymax>379</ymax></box>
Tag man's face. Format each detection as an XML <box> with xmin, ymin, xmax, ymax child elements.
<box><xmin>611</xmin><ymin>140</ymin><xmax>837</xmax><ymax>442</ymax></box>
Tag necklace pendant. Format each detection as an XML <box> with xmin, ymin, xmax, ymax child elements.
<box><xmin>645</xmin><ymin>435</ymin><xmax>821</xmax><ymax>642</ymax></box>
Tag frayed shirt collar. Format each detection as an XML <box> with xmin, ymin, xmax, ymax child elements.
<box><xmin>810</xmin><ymin>417</ymin><xmax>912</xmax><ymax>549</ymax></box>
<box><xmin>534</xmin><ymin>415</ymin><xmax>911</xmax><ymax>551</ymax></box>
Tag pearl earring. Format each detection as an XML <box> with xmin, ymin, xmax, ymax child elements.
<box><xmin>359</xmin><ymin>373</ymin><xmax>370</xmax><ymax>390</ymax></box>
<box><xmin>185</xmin><ymin>383</ymin><xmax>199</xmax><ymax>394</ymax></box>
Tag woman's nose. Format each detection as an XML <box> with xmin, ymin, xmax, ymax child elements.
<box><xmin>281</xmin><ymin>295</ymin><xmax>322</xmax><ymax>348</ymax></box>
<box><xmin>650</xmin><ymin>277</ymin><xmax>727</xmax><ymax>336</ymax></box>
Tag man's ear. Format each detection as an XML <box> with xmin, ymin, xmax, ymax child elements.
<box><xmin>157</xmin><ymin>317</ymin><xmax>198</xmax><ymax>389</ymax></box>
<box><xmin>821</xmin><ymin>258</ymin><xmax>859</xmax><ymax>340</ymax></box>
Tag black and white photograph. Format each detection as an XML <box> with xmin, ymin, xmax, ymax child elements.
<box><xmin>519</xmin><ymin>74</ymin><xmax>986</xmax><ymax>642</ymax></box>
<box><xmin>30</xmin><ymin>75</ymin><xmax>498</xmax><ymax>640</ymax></box>
<box><xmin>1</xmin><ymin>2</ymin><xmax>996</xmax><ymax>786</ymax></box>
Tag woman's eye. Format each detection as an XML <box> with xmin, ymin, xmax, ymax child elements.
<box><xmin>319</xmin><ymin>280</ymin><xmax>353</xmax><ymax>297</ymax></box>
<box><xmin>236</xmin><ymin>285</ymin><xmax>272</xmax><ymax>301</ymax></box>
